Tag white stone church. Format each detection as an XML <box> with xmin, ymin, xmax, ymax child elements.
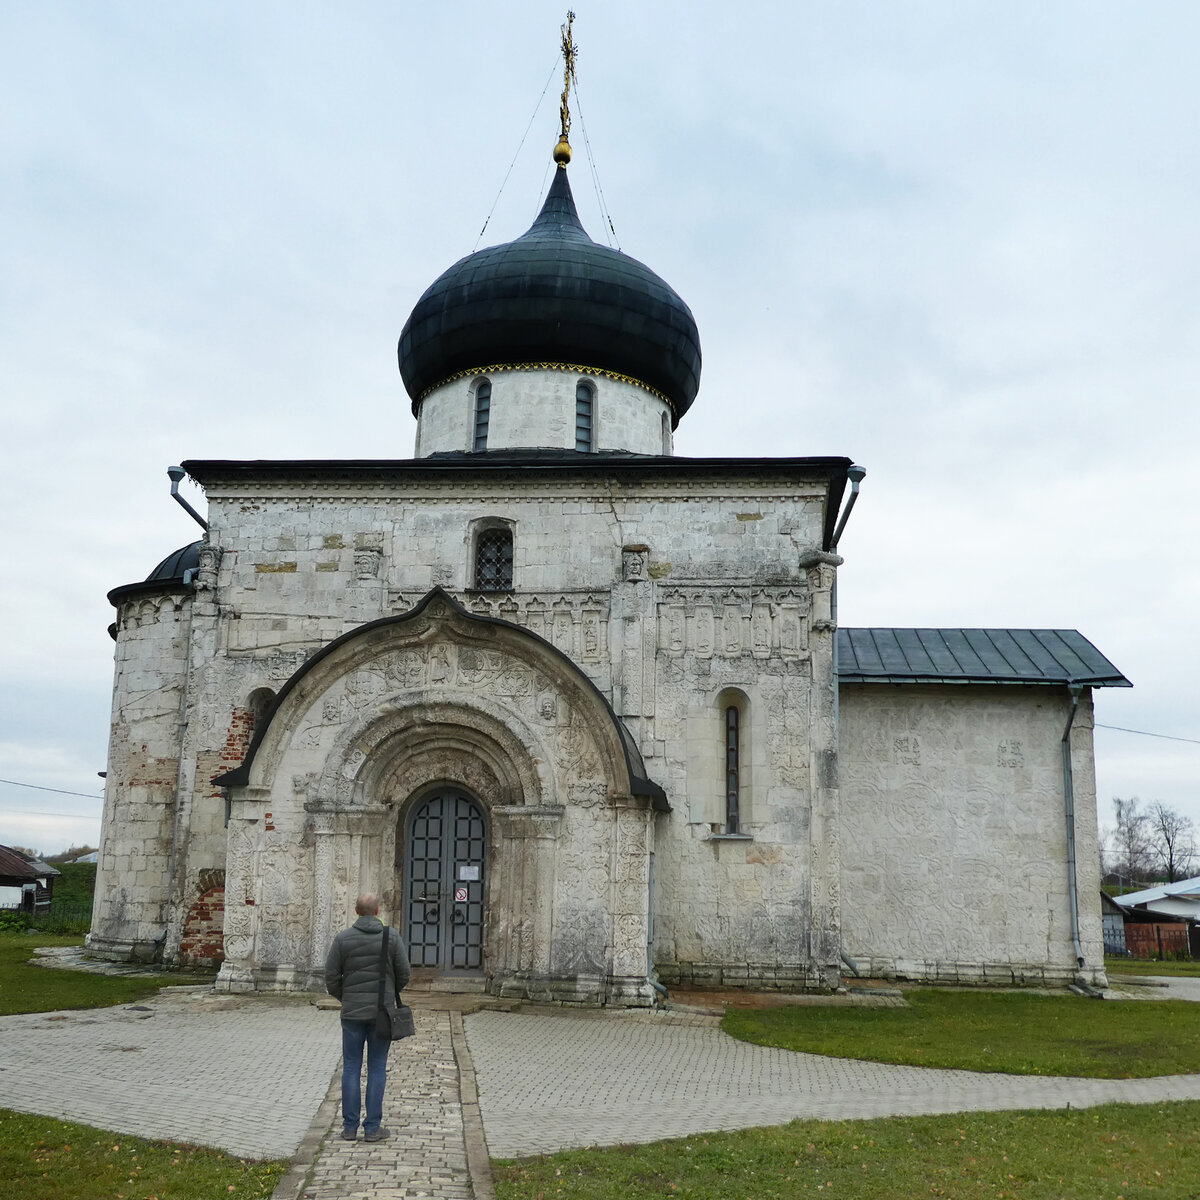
<box><xmin>89</xmin><ymin>143</ymin><xmax>1128</xmax><ymax>1003</ymax></box>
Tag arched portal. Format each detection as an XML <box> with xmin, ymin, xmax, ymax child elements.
<box><xmin>212</xmin><ymin>587</ymin><xmax>667</xmax><ymax>1004</ymax></box>
<box><xmin>404</xmin><ymin>789</ymin><xmax>486</xmax><ymax>972</ymax></box>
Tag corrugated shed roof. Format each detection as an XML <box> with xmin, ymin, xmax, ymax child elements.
<box><xmin>837</xmin><ymin>629</ymin><xmax>1130</xmax><ymax>687</ymax></box>
<box><xmin>0</xmin><ymin>845</ymin><xmax>60</xmax><ymax>882</ymax></box>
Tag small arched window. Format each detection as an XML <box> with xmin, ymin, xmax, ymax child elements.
<box><xmin>661</xmin><ymin>411</ymin><xmax>671</xmax><ymax>455</ymax></box>
<box><xmin>575</xmin><ymin>380</ymin><xmax>594</xmax><ymax>453</ymax></box>
<box><xmin>473</xmin><ymin>379</ymin><xmax>491</xmax><ymax>452</ymax></box>
<box><xmin>725</xmin><ymin>705</ymin><xmax>741</xmax><ymax>834</ymax></box>
<box><xmin>474</xmin><ymin>526</ymin><xmax>513</xmax><ymax>591</ymax></box>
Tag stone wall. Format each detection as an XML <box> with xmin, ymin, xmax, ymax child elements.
<box><xmin>89</xmin><ymin>591</ymin><xmax>193</xmax><ymax>961</ymax></box>
<box><xmin>839</xmin><ymin>683</ymin><xmax>1106</xmax><ymax>986</ymax></box>
<box><xmin>191</xmin><ymin>465</ymin><xmax>837</xmax><ymax>996</ymax></box>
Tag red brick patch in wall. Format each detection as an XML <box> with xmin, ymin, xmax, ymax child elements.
<box><xmin>179</xmin><ymin>883</ymin><xmax>226</xmax><ymax>968</ymax></box>
<box><xmin>204</xmin><ymin>706</ymin><xmax>256</xmax><ymax>797</ymax></box>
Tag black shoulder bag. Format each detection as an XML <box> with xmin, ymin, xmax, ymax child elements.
<box><xmin>373</xmin><ymin>925</ymin><xmax>415</xmax><ymax>1041</ymax></box>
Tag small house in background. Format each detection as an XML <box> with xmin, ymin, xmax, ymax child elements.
<box><xmin>1113</xmin><ymin>876</ymin><xmax>1200</xmax><ymax>959</ymax></box>
<box><xmin>0</xmin><ymin>845</ymin><xmax>61</xmax><ymax>913</ymax></box>
<box><xmin>1101</xmin><ymin>891</ymin><xmax>1128</xmax><ymax>955</ymax></box>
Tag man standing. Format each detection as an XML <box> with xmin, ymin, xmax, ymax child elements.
<box><xmin>324</xmin><ymin>892</ymin><xmax>412</xmax><ymax>1142</ymax></box>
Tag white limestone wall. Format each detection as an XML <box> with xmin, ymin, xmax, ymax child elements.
<box><xmin>189</xmin><ymin>468</ymin><xmax>836</xmax><ymax>991</ymax></box>
<box><xmin>647</xmin><ymin>559</ymin><xmax>841</xmax><ymax>991</ymax></box>
<box><xmin>839</xmin><ymin>684</ymin><xmax>1106</xmax><ymax>986</ymax></box>
<box><xmin>89</xmin><ymin>592</ymin><xmax>193</xmax><ymax>961</ymax></box>
<box><xmin>415</xmin><ymin>369</ymin><xmax>674</xmax><ymax>456</ymax></box>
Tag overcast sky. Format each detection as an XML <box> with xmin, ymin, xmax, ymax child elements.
<box><xmin>2</xmin><ymin>1</ymin><xmax>1197</xmax><ymax>856</ymax></box>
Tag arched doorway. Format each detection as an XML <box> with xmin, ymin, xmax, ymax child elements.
<box><xmin>404</xmin><ymin>790</ymin><xmax>486</xmax><ymax>972</ymax></box>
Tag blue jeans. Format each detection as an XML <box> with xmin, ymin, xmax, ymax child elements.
<box><xmin>341</xmin><ymin>1019</ymin><xmax>390</xmax><ymax>1134</ymax></box>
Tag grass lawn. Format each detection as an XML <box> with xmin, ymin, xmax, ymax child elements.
<box><xmin>0</xmin><ymin>1108</ymin><xmax>284</xmax><ymax>1200</ymax></box>
<box><xmin>493</xmin><ymin>1101</ymin><xmax>1200</xmax><ymax>1200</ymax></box>
<box><xmin>1106</xmin><ymin>956</ymin><xmax>1200</xmax><ymax>978</ymax></box>
<box><xmin>0</xmin><ymin>934</ymin><xmax>213</xmax><ymax>1017</ymax></box>
<box><xmin>722</xmin><ymin>988</ymin><xmax>1200</xmax><ymax>1078</ymax></box>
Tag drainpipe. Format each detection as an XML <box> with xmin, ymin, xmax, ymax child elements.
<box><xmin>830</xmin><ymin>466</ymin><xmax>865</xmax><ymax>980</ymax></box>
<box><xmin>1061</xmin><ymin>684</ymin><xmax>1085</xmax><ymax>969</ymax></box>
<box><xmin>163</xmin><ymin>466</ymin><xmax>204</xmax><ymax>962</ymax></box>
<box><xmin>830</xmin><ymin>465</ymin><xmax>866</xmax><ymax>553</ymax></box>
<box><xmin>168</xmin><ymin>465</ymin><xmax>209</xmax><ymax>532</ymax></box>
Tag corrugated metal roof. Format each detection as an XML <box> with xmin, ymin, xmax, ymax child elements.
<box><xmin>0</xmin><ymin>844</ymin><xmax>60</xmax><ymax>883</ymax></box>
<box><xmin>837</xmin><ymin>629</ymin><xmax>1130</xmax><ymax>687</ymax></box>
<box><xmin>1112</xmin><ymin>876</ymin><xmax>1200</xmax><ymax>908</ymax></box>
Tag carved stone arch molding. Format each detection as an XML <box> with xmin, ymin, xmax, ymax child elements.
<box><xmin>214</xmin><ymin>586</ymin><xmax>664</xmax><ymax>809</ymax></box>
<box><xmin>317</xmin><ymin>693</ymin><xmax>549</xmax><ymax>811</ymax></box>
<box><xmin>213</xmin><ymin>587</ymin><xmax>666</xmax><ymax>1000</ymax></box>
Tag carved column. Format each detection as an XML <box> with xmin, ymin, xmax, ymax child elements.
<box><xmin>607</xmin><ymin>798</ymin><xmax>653</xmax><ymax>1004</ymax></box>
<box><xmin>214</xmin><ymin>806</ymin><xmax>259</xmax><ymax>992</ymax></box>
<box><xmin>611</xmin><ymin>544</ymin><xmax>656</xmax><ymax>746</ymax></box>
<box><xmin>310</xmin><ymin>809</ymin><xmax>335</xmax><ymax>972</ymax></box>
<box><xmin>493</xmin><ymin>805</ymin><xmax>563</xmax><ymax>986</ymax></box>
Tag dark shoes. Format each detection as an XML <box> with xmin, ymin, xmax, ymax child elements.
<box><xmin>364</xmin><ymin>1126</ymin><xmax>391</xmax><ymax>1142</ymax></box>
<box><xmin>340</xmin><ymin>1128</ymin><xmax>358</xmax><ymax>1141</ymax></box>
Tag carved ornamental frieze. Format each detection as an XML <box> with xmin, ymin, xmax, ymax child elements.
<box><xmin>656</xmin><ymin>586</ymin><xmax>811</xmax><ymax>661</ymax></box>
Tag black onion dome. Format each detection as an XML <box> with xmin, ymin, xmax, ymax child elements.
<box><xmin>398</xmin><ymin>168</ymin><xmax>701</xmax><ymax>424</ymax></box>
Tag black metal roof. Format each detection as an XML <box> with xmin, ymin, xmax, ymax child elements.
<box><xmin>398</xmin><ymin>167</ymin><xmax>702</xmax><ymax>425</ymax></box>
<box><xmin>837</xmin><ymin>628</ymin><xmax>1130</xmax><ymax>687</ymax></box>
<box><xmin>107</xmin><ymin>540</ymin><xmax>201</xmax><ymax>608</ymax></box>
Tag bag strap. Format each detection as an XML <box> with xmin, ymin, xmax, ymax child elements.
<box><xmin>376</xmin><ymin>923</ymin><xmax>389</xmax><ymax>1012</ymax></box>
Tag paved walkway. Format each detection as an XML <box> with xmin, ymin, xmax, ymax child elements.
<box><xmin>0</xmin><ymin>989</ymin><xmax>338</xmax><ymax>1160</ymax></box>
<box><xmin>5</xmin><ymin>984</ymin><xmax>1200</xmax><ymax>1198</ymax></box>
<box><xmin>463</xmin><ymin>1008</ymin><xmax>1200</xmax><ymax>1158</ymax></box>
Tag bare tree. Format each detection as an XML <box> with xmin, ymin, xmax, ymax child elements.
<box><xmin>1147</xmin><ymin>800</ymin><xmax>1197</xmax><ymax>883</ymax></box>
<box><xmin>1105</xmin><ymin>796</ymin><xmax>1154</xmax><ymax>884</ymax></box>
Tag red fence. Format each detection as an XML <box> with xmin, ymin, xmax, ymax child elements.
<box><xmin>1124</xmin><ymin>921</ymin><xmax>1191</xmax><ymax>960</ymax></box>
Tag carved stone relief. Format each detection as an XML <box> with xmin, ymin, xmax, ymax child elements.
<box><xmin>622</xmin><ymin>545</ymin><xmax>649</xmax><ymax>582</ymax></box>
<box><xmin>657</xmin><ymin>587</ymin><xmax>809</xmax><ymax>661</ymax></box>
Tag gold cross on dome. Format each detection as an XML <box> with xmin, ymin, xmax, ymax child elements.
<box><xmin>554</xmin><ymin>11</ymin><xmax>577</xmax><ymax>167</ymax></box>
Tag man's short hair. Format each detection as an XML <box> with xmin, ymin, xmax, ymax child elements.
<box><xmin>355</xmin><ymin>892</ymin><xmax>380</xmax><ymax>916</ymax></box>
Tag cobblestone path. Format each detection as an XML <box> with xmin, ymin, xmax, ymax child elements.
<box><xmin>299</xmin><ymin>1007</ymin><xmax>474</xmax><ymax>1200</ymax></box>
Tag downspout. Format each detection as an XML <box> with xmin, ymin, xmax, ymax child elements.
<box><xmin>1061</xmin><ymin>683</ymin><xmax>1084</xmax><ymax>969</ymax></box>
<box><xmin>164</xmin><ymin>466</ymin><xmax>206</xmax><ymax>960</ymax></box>
<box><xmin>829</xmin><ymin>466</ymin><xmax>865</xmax><ymax>982</ymax></box>
<box><xmin>169</xmin><ymin>465</ymin><xmax>209</xmax><ymax>532</ymax></box>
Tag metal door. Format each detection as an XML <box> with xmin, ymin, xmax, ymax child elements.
<box><xmin>404</xmin><ymin>791</ymin><xmax>486</xmax><ymax>971</ymax></box>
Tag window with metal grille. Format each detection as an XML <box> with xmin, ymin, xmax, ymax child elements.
<box><xmin>575</xmin><ymin>380</ymin><xmax>594</xmax><ymax>452</ymax></box>
<box><xmin>473</xmin><ymin>380</ymin><xmax>491</xmax><ymax>452</ymax></box>
<box><xmin>474</xmin><ymin>527</ymin><xmax>513</xmax><ymax>591</ymax></box>
<box><xmin>725</xmin><ymin>705</ymin><xmax>741</xmax><ymax>834</ymax></box>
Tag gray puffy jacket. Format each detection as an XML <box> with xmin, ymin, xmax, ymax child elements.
<box><xmin>324</xmin><ymin>915</ymin><xmax>412</xmax><ymax>1021</ymax></box>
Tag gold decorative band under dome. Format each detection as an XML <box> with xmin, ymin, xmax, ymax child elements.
<box><xmin>418</xmin><ymin>362</ymin><xmax>677</xmax><ymax>415</ymax></box>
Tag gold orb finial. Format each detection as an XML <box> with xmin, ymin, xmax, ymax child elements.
<box><xmin>553</xmin><ymin>134</ymin><xmax>572</xmax><ymax>166</ymax></box>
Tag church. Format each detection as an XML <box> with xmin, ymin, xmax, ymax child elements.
<box><xmin>88</xmin><ymin>62</ymin><xmax>1128</xmax><ymax>1003</ymax></box>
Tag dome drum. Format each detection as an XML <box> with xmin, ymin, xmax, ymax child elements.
<box><xmin>415</xmin><ymin>367</ymin><xmax>674</xmax><ymax>457</ymax></box>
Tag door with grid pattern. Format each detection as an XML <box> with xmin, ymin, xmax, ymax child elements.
<box><xmin>404</xmin><ymin>791</ymin><xmax>486</xmax><ymax>971</ymax></box>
